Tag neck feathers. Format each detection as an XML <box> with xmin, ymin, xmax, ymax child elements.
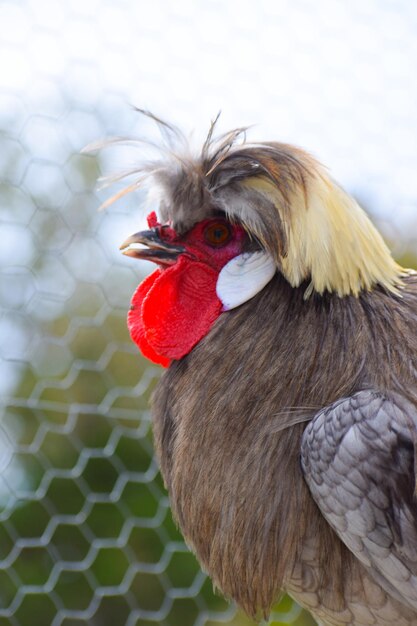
<box><xmin>153</xmin><ymin>273</ymin><xmax>417</xmax><ymax>616</ymax></box>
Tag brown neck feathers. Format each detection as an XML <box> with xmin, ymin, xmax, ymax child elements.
<box><xmin>151</xmin><ymin>273</ymin><xmax>417</xmax><ymax>617</ymax></box>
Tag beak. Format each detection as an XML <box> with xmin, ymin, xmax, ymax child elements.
<box><xmin>119</xmin><ymin>229</ymin><xmax>186</xmax><ymax>265</ymax></box>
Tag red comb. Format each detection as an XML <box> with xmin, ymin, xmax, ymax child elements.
<box><xmin>147</xmin><ymin>211</ymin><xmax>159</xmax><ymax>228</ymax></box>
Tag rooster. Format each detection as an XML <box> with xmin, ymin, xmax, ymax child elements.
<box><xmin>110</xmin><ymin>112</ymin><xmax>417</xmax><ymax>625</ymax></box>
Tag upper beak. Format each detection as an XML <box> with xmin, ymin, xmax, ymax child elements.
<box><xmin>119</xmin><ymin>229</ymin><xmax>186</xmax><ymax>265</ymax></box>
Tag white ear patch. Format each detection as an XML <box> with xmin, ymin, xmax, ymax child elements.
<box><xmin>216</xmin><ymin>251</ymin><xmax>276</xmax><ymax>311</ymax></box>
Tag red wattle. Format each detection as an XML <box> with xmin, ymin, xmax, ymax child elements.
<box><xmin>128</xmin><ymin>271</ymin><xmax>171</xmax><ymax>367</ymax></box>
<box><xmin>128</xmin><ymin>257</ymin><xmax>222</xmax><ymax>366</ymax></box>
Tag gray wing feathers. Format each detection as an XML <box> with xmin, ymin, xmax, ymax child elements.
<box><xmin>301</xmin><ymin>390</ymin><xmax>417</xmax><ymax>611</ymax></box>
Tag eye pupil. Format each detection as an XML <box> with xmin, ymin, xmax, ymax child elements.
<box><xmin>204</xmin><ymin>222</ymin><xmax>231</xmax><ymax>246</ymax></box>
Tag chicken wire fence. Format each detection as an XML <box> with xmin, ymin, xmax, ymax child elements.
<box><xmin>0</xmin><ymin>4</ymin><xmax>321</xmax><ymax>625</ymax></box>
<box><xmin>2</xmin><ymin>1</ymin><xmax>417</xmax><ymax>625</ymax></box>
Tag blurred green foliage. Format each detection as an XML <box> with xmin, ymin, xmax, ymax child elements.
<box><xmin>2</xmin><ymin>307</ymin><xmax>316</xmax><ymax>625</ymax></box>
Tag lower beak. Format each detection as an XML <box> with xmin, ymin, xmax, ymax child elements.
<box><xmin>119</xmin><ymin>229</ymin><xmax>185</xmax><ymax>265</ymax></box>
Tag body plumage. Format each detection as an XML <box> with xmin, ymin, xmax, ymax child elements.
<box><xmin>105</xmin><ymin>112</ymin><xmax>417</xmax><ymax>625</ymax></box>
<box><xmin>153</xmin><ymin>272</ymin><xmax>417</xmax><ymax>624</ymax></box>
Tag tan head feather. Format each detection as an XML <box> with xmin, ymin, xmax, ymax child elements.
<box><xmin>240</xmin><ymin>157</ymin><xmax>405</xmax><ymax>297</ymax></box>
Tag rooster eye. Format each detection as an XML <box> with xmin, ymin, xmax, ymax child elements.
<box><xmin>204</xmin><ymin>222</ymin><xmax>232</xmax><ymax>247</ymax></box>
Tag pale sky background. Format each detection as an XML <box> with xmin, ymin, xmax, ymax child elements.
<box><xmin>1</xmin><ymin>0</ymin><xmax>417</xmax><ymax>399</ymax></box>
<box><xmin>1</xmin><ymin>0</ymin><xmax>417</xmax><ymax>237</ymax></box>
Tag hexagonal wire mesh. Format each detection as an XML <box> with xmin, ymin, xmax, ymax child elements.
<box><xmin>1</xmin><ymin>1</ymin><xmax>417</xmax><ymax>625</ymax></box>
<box><xmin>1</xmin><ymin>141</ymin><xmax>318</xmax><ymax>626</ymax></box>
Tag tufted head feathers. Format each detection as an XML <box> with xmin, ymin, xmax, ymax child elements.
<box><xmin>96</xmin><ymin>110</ymin><xmax>405</xmax><ymax>297</ymax></box>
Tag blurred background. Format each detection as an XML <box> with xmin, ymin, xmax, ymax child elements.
<box><xmin>1</xmin><ymin>0</ymin><xmax>417</xmax><ymax>625</ymax></box>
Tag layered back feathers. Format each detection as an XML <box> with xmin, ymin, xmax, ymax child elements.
<box><xmin>97</xmin><ymin>111</ymin><xmax>405</xmax><ymax>297</ymax></box>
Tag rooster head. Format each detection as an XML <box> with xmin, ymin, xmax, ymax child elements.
<box><xmin>120</xmin><ymin>210</ymin><xmax>275</xmax><ymax>366</ymax></box>
<box><xmin>108</xmin><ymin>112</ymin><xmax>404</xmax><ymax>367</ymax></box>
